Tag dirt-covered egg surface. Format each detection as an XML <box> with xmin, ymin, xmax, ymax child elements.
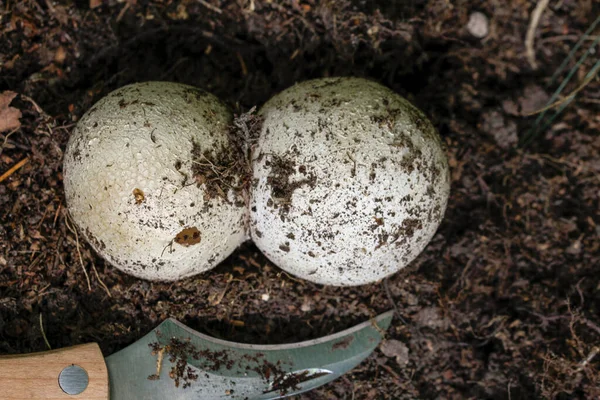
<box><xmin>250</xmin><ymin>77</ymin><xmax>450</xmax><ymax>286</ymax></box>
<box><xmin>63</xmin><ymin>82</ymin><xmax>248</xmax><ymax>281</ymax></box>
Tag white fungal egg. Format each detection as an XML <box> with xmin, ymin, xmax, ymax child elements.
<box><xmin>250</xmin><ymin>77</ymin><xmax>450</xmax><ymax>286</ymax></box>
<box><xmin>63</xmin><ymin>82</ymin><xmax>248</xmax><ymax>281</ymax></box>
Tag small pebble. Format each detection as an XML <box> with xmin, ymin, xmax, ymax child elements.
<box><xmin>467</xmin><ymin>11</ymin><xmax>489</xmax><ymax>39</ymax></box>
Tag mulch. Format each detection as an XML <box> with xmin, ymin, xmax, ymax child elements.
<box><xmin>1</xmin><ymin>1</ymin><xmax>599</xmax><ymax>398</ymax></box>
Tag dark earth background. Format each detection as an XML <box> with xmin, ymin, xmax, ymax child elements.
<box><xmin>1</xmin><ymin>0</ymin><xmax>599</xmax><ymax>398</ymax></box>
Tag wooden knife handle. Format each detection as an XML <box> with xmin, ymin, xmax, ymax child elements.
<box><xmin>0</xmin><ymin>343</ymin><xmax>109</xmax><ymax>399</ymax></box>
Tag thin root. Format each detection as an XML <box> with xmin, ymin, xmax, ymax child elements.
<box><xmin>64</xmin><ymin>213</ymin><xmax>92</xmax><ymax>291</ymax></box>
<box><xmin>40</xmin><ymin>313</ymin><xmax>51</xmax><ymax>350</ymax></box>
<box><xmin>525</xmin><ymin>0</ymin><xmax>550</xmax><ymax>70</ymax></box>
<box><xmin>576</xmin><ymin>346</ymin><xmax>600</xmax><ymax>372</ymax></box>
<box><xmin>370</xmin><ymin>317</ymin><xmax>387</xmax><ymax>337</ymax></box>
<box><xmin>0</xmin><ymin>157</ymin><xmax>29</xmax><ymax>184</ymax></box>
<box><xmin>91</xmin><ymin>260</ymin><xmax>112</xmax><ymax>298</ymax></box>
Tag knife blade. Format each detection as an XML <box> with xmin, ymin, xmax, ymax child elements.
<box><xmin>0</xmin><ymin>311</ymin><xmax>393</xmax><ymax>399</ymax></box>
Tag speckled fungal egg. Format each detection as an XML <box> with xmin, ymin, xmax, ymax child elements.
<box><xmin>250</xmin><ymin>77</ymin><xmax>450</xmax><ymax>286</ymax></box>
<box><xmin>63</xmin><ymin>82</ymin><xmax>248</xmax><ymax>281</ymax></box>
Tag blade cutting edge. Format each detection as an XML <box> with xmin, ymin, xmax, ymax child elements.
<box><xmin>106</xmin><ymin>310</ymin><xmax>394</xmax><ymax>400</ymax></box>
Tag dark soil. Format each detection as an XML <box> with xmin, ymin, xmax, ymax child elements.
<box><xmin>264</xmin><ymin>154</ymin><xmax>317</xmax><ymax>221</ymax></box>
<box><xmin>1</xmin><ymin>1</ymin><xmax>599</xmax><ymax>399</ymax></box>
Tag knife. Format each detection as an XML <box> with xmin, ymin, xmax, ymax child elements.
<box><xmin>0</xmin><ymin>310</ymin><xmax>393</xmax><ymax>399</ymax></box>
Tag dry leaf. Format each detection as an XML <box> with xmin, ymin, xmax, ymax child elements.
<box><xmin>481</xmin><ymin>110</ymin><xmax>518</xmax><ymax>150</ymax></box>
<box><xmin>380</xmin><ymin>339</ymin><xmax>409</xmax><ymax>366</ymax></box>
<box><xmin>519</xmin><ymin>84</ymin><xmax>550</xmax><ymax>115</ymax></box>
<box><xmin>0</xmin><ymin>91</ymin><xmax>22</xmax><ymax>133</ymax></box>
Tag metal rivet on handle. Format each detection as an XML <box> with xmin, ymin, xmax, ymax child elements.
<box><xmin>58</xmin><ymin>365</ymin><xmax>89</xmax><ymax>395</ymax></box>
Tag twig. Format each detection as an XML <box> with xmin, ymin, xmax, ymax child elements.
<box><xmin>379</xmin><ymin>364</ymin><xmax>402</xmax><ymax>385</ymax></box>
<box><xmin>91</xmin><ymin>260</ymin><xmax>112</xmax><ymax>298</ymax></box>
<box><xmin>116</xmin><ymin>1</ymin><xmax>130</xmax><ymax>23</ymax></box>
<box><xmin>525</xmin><ymin>0</ymin><xmax>550</xmax><ymax>70</ymax></box>
<box><xmin>0</xmin><ymin>157</ymin><xmax>29</xmax><ymax>184</ymax></box>
<box><xmin>36</xmin><ymin>202</ymin><xmax>51</xmax><ymax>231</ymax></box>
<box><xmin>518</xmin><ymin>308</ymin><xmax>569</xmax><ymax>328</ymax></box>
<box><xmin>278</xmin><ymin>270</ymin><xmax>305</xmax><ymax>284</ymax></box>
<box><xmin>582</xmin><ymin>318</ymin><xmax>600</xmax><ymax>336</ymax></box>
<box><xmin>211</xmin><ymin>275</ymin><xmax>233</xmax><ymax>305</ymax></box>
<box><xmin>40</xmin><ymin>313</ymin><xmax>51</xmax><ymax>350</ymax></box>
<box><xmin>0</xmin><ymin>127</ymin><xmax>20</xmax><ymax>157</ymax></box>
<box><xmin>19</xmin><ymin>94</ymin><xmax>48</xmax><ymax>118</ymax></box>
<box><xmin>383</xmin><ymin>278</ymin><xmax>408</xmax><ymax>325</ymax></box>
<box><xmin>236</xmin><ymin>52</ymin><xmax>248</xmax><ymax>76</ymax></box>
<box><xmin>575</xmin><ymin>278</ymin><xmax>585</xmax><ymax>307</ymax></box>
<box><xmin>576</xmin><ymin>346</ymin><xmax>599</xmax><ymax>372</ymax></box>
<box><xmin>148</xmin><ymin>346</ymin><xmax>167</xmax><ymax>380</ymax></box>
<box><xmin>198</xmin><ymin>0</ymin><xmax>222</xmax><ymax>14</ymax></box>
<box><xmin>27</xmin><ymin>252</ymin><xmax>45</xmax><ymax>270</ymax></box>
<box><xmin>53</xmin><ymin>202</ymin><xmax>62</xmax><ymax>228</ymax></box>
<box><xmin>156</xmin><ymin>346</ymin><xmax>166</xmax><ymax>376</ymax></box>
<box><xmin>369</xmin><ymin>317</ymin><xmax>387</xmax><ymax>337</ymax></box>
<box><xmin>64</xmin><ymin>214</ymin><xmax>92</xmax><ymax>291</ymax></box>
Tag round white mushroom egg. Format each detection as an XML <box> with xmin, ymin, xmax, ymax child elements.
<box><xmin>63</xmin><ymin>82</ymin><xmax>248</xmax><ymax>281</ymax></box>
<box><xmin>250</xmin><ymin>77</ymin><xmax>450</xmax><ymax>286</ymax></box>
